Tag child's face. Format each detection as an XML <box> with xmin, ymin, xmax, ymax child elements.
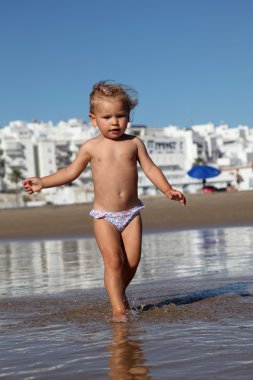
<box><xmin>89</xmin><ymin>97</ymin><xmax>129</xmax><ymax>140</ymax></box>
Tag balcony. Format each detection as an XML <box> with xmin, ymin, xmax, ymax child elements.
<box><xmin>5</xmin><ymin>148</ymin><xmax>25</xmax><ymax>158</ymax></box>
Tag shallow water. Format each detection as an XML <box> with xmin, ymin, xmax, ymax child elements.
<box><xmin>1</xmin><ymin>226</ymin><xmax>253</xmax><ymax>297</ymax></box>
<box><xmin>1</xmin><ymin>226</ymin><xmax>253</xmax><ymax>379</ymax></box>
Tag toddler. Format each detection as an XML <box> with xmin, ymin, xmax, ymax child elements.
<box><xmin>23</xmin><ymin>81</ymin><xmax>186</xmax><ymax>322</ymax></box>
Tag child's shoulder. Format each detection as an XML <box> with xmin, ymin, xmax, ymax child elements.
<box><xmin>81</xmin><ymin>135</ymin><xmax>101</xmax><ymax>147</ymax></box>
<box><xmin>124</xmin><ymin>134</ymin><xmax>145</xmax><ymax>149</ymax></box>
<box><xmin>78</xmin><ymin>136</ymin><xmax>100</xmax><ymax>155</ymax></box>
<box><xmin>123</xmin><ymin>134</ymin><xmax>143</xmax><ymax>144</ymax></box>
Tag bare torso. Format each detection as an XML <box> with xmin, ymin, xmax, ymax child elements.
<box><xmin>87</xmin><ymin>134</ymin><xmax>139</xmax><ymax>211</ymax></box>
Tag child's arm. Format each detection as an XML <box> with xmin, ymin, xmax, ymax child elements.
<box><xmin>23</xmin><ymin>142</ymin><xmax>91</xmax><ymax>195</ymax></box>
<box><xmin>136</xmin><ymin>138</ymin><xmax>186</xmax><ymax>206</ymax></box>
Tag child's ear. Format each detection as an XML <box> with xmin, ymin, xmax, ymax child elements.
<box><xmin>89</xmin><ymin>113</ymin><xmax>97</xmax><ymax>127</ymax></box>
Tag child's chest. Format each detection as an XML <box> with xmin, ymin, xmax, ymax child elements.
<box><xmin>92</xmin><ymin>141</ymin><xmax>138</xmax><ymax>164</ymax></box>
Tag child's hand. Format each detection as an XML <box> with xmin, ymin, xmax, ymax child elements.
<box><xmin>167</xmin><ymin>189</ymin><xmax>186</xmax><ymax>206</ymax></box>
<box><xmin>22</xmin><ymin>177</ymin><xmax>43</xmax><ymax>195</ymax></box>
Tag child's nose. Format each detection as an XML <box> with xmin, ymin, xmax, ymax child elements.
<box><xmin>112</xmin><ymin>117</ymin><xmax>119</xmax><ymax>125</ymax></box>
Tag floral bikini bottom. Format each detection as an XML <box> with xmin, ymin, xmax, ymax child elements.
<box><xmin>89</xmin><ymin>200</ymin><xmax>144</xmax><ymax>232</ymax></box>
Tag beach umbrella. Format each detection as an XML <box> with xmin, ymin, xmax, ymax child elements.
<box><xmin>187</xmin><ymin>165</ymin><xmax>221</xmax><ymax>180</ymax></box>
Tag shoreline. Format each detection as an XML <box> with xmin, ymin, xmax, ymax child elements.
<box><xmin>1</xmin><ymin>191</ymin><xmax>253</xmax><ymax>241</ymax></box>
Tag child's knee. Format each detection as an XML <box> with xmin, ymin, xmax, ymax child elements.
<box><xmin>105</xmin><ymin>252</ymin><xmax>124</xmax><ymax>272</ymax></box>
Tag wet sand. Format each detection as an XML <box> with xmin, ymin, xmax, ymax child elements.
<box><xmin>1</xmin><ymin>276</ymin><xmax>253</xmax><ymax>330</ymax></box>
<box><xmin>1</xmin><ymin>191</ymin><xmax>253</xmax><ymax>240</ymax></box>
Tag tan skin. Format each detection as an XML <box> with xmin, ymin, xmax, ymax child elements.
<box><xmin>23</xmin><ymin>97</ymin><xmax>186</xmax><ymax>322</ymax></box>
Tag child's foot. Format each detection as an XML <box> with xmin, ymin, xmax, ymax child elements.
<box><xmin>112</xmin><ymin>310</ymin><xmax>129</xmax><ymax>323</ymax></box>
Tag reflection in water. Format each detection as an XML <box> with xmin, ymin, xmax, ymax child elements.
<box><xmin>108</xmin><ymin>324</ymin><xmax>151</xmax><ymax>380</ymax></box>
<box><xmin>1</xmin><ymin>226</ymin><xmax>253</xmax><ymax>297</ymax></box>
<box><xmin>0</xmin><ymin>238</ymin><xmax>103</xmax><ymax>296</ymax></box>
<box><xmin>140</xmin><ymin>226</ymin><xmax>253</xmax><ymax>280</ymax></box>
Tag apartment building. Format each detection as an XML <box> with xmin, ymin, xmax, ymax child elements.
<box><xmin>0</xmin><ymin>119</ymin><xmax>253</xmax><ymax>206</ymax></box>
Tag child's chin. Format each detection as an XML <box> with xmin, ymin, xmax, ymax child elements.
<box><xmin>107</xmin><ymin>133</ymin><xmax>124</xmax><ymax>140</ymax></box>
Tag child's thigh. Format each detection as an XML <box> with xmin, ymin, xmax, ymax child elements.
<box><xmin>121</xmin><ymin>215</ymin><xmax>142</xmax><ymax>264</ymax></box>
<box><xmin>93</xmin><ymin>218</ymin><xmax>123</xmax><ymax>260</ymax></box>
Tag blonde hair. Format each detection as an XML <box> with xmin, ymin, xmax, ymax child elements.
<box><xmin>89</xmin><ymin>81</ymin><xmax>138</xmax><ymax>113</ymax></box>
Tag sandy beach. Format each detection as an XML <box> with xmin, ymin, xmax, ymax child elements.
<box><xmin>1</xmin><ymin>191</ymin><xmax>253</xmax><ymax>240</ymax></box>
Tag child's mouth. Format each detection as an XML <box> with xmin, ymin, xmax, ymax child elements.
<box><xmin>110</xmin><ymin>128</ymin><xmax>120</xmax><ymax>133</ymax></box>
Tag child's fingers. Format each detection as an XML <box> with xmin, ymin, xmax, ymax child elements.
<box><xmin>180</xmin><ymin>193</ymin><xmax>186</xmax><ymax>206</ymax></box>
<box><xmin>181</xmin><ymin>197</ymin><xmax>186</xmax><ymax>206</ymax></box>
<box><xmin>22</xmin><ymin>179</ymin><xmax>34</xmax><ymax>195</ymax></box>
<box><xmin>23</xmin><ymin>178</ymin><xmax>35</xmax><ymax>187</ymax></box>
<box><xmin>23</xmin><ymin>179</ymin><xmax>31</xmax><ymax>186</ymax></box>
<box><xmin>24</xmin><ymin>187</ymin><xmax>32</xmax><ymax>194</ymax></box>
<box><xmin>172</xmin><ymin>191</ymin><xmax>186</xmax><ymax>206</ymax></box>
<box><xmin>23</xmin><ymin>182</ymin><xmax>31</xmax><ymax>190</ymax></box>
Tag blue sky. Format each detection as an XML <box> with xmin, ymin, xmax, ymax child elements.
<box><xmin>0</xmin><ymin>0</ymin><xmax>252</xmax><ymax>128</ymax></box>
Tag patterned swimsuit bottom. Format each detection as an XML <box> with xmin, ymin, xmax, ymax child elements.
<box><xmin>89</xmin><ymin>200</ymin><xmax>144</xmax><ymax>232</ymax></box>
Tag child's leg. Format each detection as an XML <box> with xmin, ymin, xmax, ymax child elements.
<box><xmin>93</xmin><ymin>219</ymin><xmax>128</xmax><ymax>320</ymax></box>
<box><xmin>121</xmin><ymin>214</ymin><xmax>142</xmax><ymax>289</ymax></box>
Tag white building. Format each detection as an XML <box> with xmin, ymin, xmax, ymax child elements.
<box><xmin>0</xmin><ymin>119</ymin><xmax>253</xmax><ymax>207</ymax></box>
<box><xmin>127</xmin><ymin>124</ymin><xmax>197</xmax><ymax>194</ymax></box>
<box><xmin>0</xmin><ymin>121</ymin><xmax>36</xmax><ymax>192</ymax></box>
<box><xmin>192</xmin><ymin>123</ymin><xmax>253</xmax><ymax>190</ymax></box>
